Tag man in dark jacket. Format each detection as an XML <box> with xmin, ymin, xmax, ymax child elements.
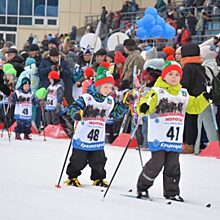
<box><xmin>38</xmin><ymin>47</ymin><xmax>72</xmax><ymax>102</ymax></box>
<box><xmin>5</xmin><ymin>48</ymin><xmax>24</xmax><ymax>78</ymax></box>
<box><xmin>180</xmin><ymin>43</ymin><xmax>207</xmax><ymax>153</ymax></box>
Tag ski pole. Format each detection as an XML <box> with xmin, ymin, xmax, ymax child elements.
<box><xmin>55</xmin><ymin>111</ymin><xmax>82</xmax><ymax>188</ymax></box>
<box><xmin>40</xmin><ymin>102</ymin><xmax>46</xmax><ymax>141</ymax></box>
<box><xmin>103</xmin><ymin>117</ymin><xmax>142</xmax><ymax>199</ymax></box>
<box><xmin>55</xmin><ymin>138</ymin><xmax>73</xmax><ymax>188</ymax></box>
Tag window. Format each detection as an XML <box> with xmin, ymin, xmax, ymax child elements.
<box><xmin>0</xmin><ymin>0</ymin><xmax>6</xmax><ymax>15</ymax></box>
<box><xmin>7</xmin><ymin>0</ymin><xmax>18</xmax><ymax>15</ymax></box>
<box><xmin>19</xmin><ymin>17</ymin><xmax>32</xmax><ymax>25</ymax></box>
<box><xmin>47</xmin><ymin>19</ymin><xmax>56</xmax><ymax>25</ymax></box>
<box><xmin>35</xmin><ymin>18</ymin><xmax>44</xmax><ymax>25</ymax></box>
<box><xmin>7</xmin><ymin>17</ymin><xmax>18</xmax><ymax>25</ymax></box>
<box><xmin>34</xmin><ymin>0</ymin><xmax>45</xmax><ymax>16</ymax></box>
<box><xmin>20</xmin><ymin>0</ymin><xmax>32</xmax><ymax>15</ymax></box>
<box><xmin>0</xmin><ymin>16</ymin><xmax>5</xmax><ymax>24</ymax></box>
<box><xmin>6</xmin><ymin>33</ymin><xmax>16</xmax><ymax>43</ymax></box>
<box><xmin>47</xmin><ymin>0</ymin><xmax>58</xmax><ymax>17</ymax></box>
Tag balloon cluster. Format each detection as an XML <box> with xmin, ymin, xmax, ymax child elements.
<box><xmin>136</xmin><ymin>7</ymin><xmax>176</xmax><ymax>40</ymax></box>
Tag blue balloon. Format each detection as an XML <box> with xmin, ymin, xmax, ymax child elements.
<box><xmin>150</xmin><ymin>25</ymin><xmax>163</xmax><ymax>38</ymax></box>
<box><xmin>156</xmin><ymin>15</ymin><xmax>165</xmax><ymax>27</ymax></box>
<box><xmin>144</xmin><ymin>6</ymin><xmax>157</xmax><ymax>17</ymax></box>
<box><xmin>162</xmin><ymin>24</ymin><xmax>176</xmax><ymax>39</ymax></box>
<box><xmin>136</xmin><ymin>18</ymin><xmax>144</xmax><ymax>26</ymax></box>
<box><xmin>136</xmin><ymin>27</ymin><xmax>149</xmax><ymax>40</ymax></box>
<box><xmin>142</xmin><ymin>14</ymin><xmax>155</xmax><ymax>30</ymax></box>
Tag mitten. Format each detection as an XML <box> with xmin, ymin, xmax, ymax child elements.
<box><xmin>139</xmin><ymin>103</ymin><xmax>150</xmax><ymax>114</ymax></box>
<box><xmin>73</xmin><ymin>112</ymin><xmax>82</xmax><ymax>121</ymax></box>
<box><xmin>203</xmin><ymin>90</ymin><xmax>213</xmax><ymax>101</ymax></box>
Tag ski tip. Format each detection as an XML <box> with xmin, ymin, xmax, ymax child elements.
<box><xmin>55</xmin><ymin>184</ymin><xmax>62</xmax><ymax>188</ymax></box>
<box><xmin>206</xmin><ymin>203</ymin><xmax>211</xmax><ymax>208</ymax></box>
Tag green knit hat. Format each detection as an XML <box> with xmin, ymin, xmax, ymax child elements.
<box><xmin>94</xmin><ymin>62</ymin><xmax>114</xmax><ymax>87</ymax></box>
<box><xmin>3</xmin><ymin>63</ymin><xmax>17</xmax><ymax>75</ymax></box>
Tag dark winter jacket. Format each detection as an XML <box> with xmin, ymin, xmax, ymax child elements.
<box><xmin>0</xmin><ymin>71</ymin><xmax>11</xmax><ymax>97</ymax></box>
<box><xmin>38</xmin><ymin>56</ymin><xmax>71</xmax><ymax>88</ymax></box>
<box><xmin>8</xmin><ymin>55</ymin><xmax>24</xmax><ymax>78</ymax></box>
<box><xmin>180</xmin><ymin>44</ymin><xmax>207</xmax><ymax>96</ymax></box>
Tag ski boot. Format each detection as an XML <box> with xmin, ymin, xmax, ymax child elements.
<box><xmin>64</xmin><ymin>178</ymin><xmax>82</xmax><ymax>187</ymax></box>
<box><xmin>24</xmin><ymin>134</ymin><xmax>32</xmax><ymax>140</ymax></box>
<box><xmin>15</xmin><ymin>134</ymin><xmax>22</xmax><ymax>140</ymax></box>
<box><xmin>137</xmin><ymin>190</ymin><xmax>149</xmax><ymax>199</ymax></box>
<box><xmin>92</xmin><ymin>179</ymin><xmax>108</xmax><ymax>187</ymax></box>
<box><xmin>165</xmin><ymin>195</ymin><xmax>184</xmax><ymax>202</ymax></box>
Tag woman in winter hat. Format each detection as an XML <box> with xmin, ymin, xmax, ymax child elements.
<box><xmin>64</xmin><ymin>62</ymin><xmax>129</xmax><ymax>187</ymax></box>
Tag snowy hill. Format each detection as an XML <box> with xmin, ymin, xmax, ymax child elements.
<box><xmin>0</xmin><ymin>133</ymin><xmax>220</xmax><ymax>220</ymax></box>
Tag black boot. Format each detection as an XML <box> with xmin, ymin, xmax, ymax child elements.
<box><xmin>137</xmin><ymin>190</ymin><xmax>149</xmax><ymax>199</ymax></box>
<box><xmin>165</xmin><ymin>195</ymin><xmax>184</xmax><ymax>202</ymax></box>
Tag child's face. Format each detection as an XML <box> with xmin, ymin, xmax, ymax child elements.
<box><xmin>23</xmin><ymin>84</ymin><xmax>30</xmax><ymax>92</ymax></box>
<box><xmin>100</xmin><ymin>83</ymin><xmax>113</xmax><ymax>96</ymax></box>
<box><xmin>164</xmin><ymin>71</ymin><xmax>181</xmax><ymax>86</ymax></box>
<box><xmin>49</xmin><ymin>78</ymin><xmax>54</xmax><ymax>84</ymax></box>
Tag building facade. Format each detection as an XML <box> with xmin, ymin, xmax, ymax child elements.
<box><xmin>0</xmin><ymin>0</ymin><xmax>156</xmax><ymax>49</ymax></box>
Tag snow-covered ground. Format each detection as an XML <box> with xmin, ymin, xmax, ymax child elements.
<box><xmin>0</xmin><ymin>133</ymin><xmax>220</xmax><ymax>220</ymax></box>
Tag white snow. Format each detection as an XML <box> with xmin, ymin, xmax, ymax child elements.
<box><xmin>0</xmin><ymin>133</ymin><xmax>220</xmax><ymax>220</ymax></box>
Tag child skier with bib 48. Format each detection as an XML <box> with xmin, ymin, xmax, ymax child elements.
<box><xmin>136</xmin><ymin>61</ymin><xmax>211</xmax><ymax>202</ymax></box>
<box><xmin>64</xmin><ymin>62</ymin><xmax>129</xmax><ymax>187</ymax></box>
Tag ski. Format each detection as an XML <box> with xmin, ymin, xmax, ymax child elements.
<box><xmin>120</xmin><ymin>194</ymin><xmax>154</xmax><ymax>201</ymax></box>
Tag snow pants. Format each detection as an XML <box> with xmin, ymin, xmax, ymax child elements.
<box><xmin>15</xmin><ymin>119</ymin><xmax>31</xmax><ymax>135</ymax></box>
<box><xmin>137</xmin><ymin>151</ymin><xmax>180</xmax><ymax>197</ymax></box>
<box><xmin>66</xmin><ymin>148</ymin><xmax>107</xmax><ymax>180</ymax></box>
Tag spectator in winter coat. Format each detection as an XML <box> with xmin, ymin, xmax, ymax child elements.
<box><xmin>194</xmin><ymin>45</ymin><xmax>220</xmax><ymax>154</ymax></box>
<box><xmin>38</xmin><ymin>47</ymin><xmax>71</xmax><ymax>101</ymax></box>
<box><xmin>5</xmin><ymin>48</ymin><xmax>24</xmax><ymax>78</ymax></box>
<box><xmin>180</xmin><ymin>44</ymin><xmax>207</xmax><ymax>153</ymax></box>
<box><xmin>121</xmin><ymin>39</ymin><xmax>144</xmax><ymax>90</ymax></box>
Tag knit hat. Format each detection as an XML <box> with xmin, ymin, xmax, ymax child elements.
<box><xmin>84</xmin><ymin>67</ymin><xmax>95</xmax><ymax>78</ymax></box>
<box><xmin>162</xmin><ymin>46</ymin><xmax>175</xmax><ymax>56</ymax></box>
<box><xmin>143</xmin><ymin>58</ymin><xmax>165</xmax><ymax>71</ymax></box>
<box><xmin>181</xmin><ymin>44</ymin><xmax>200</xmax><ymax>58</ymax></box>
<box><xmin>161</xmin><ymin>61</ymin><xmax>182</xmax><ymax>79</ymax></box>
<box><xmin>94</xmin><ymin>62</ymin><xmax>114</xmax><ymax>87</ymax></box>
<box><xmin>114</xmin><ymin>51</ymin><xmax>126</xmax><ymax>64</ymax></box>
<box><xmin>5</xmin><ymin>48</ymin><xmax>18</xmax><ymax>54</ymax></box>
<box><xmin>95</xmin><ymin>48</ymin><xmax>107</xmax><ymax>56</ymax></box>
<box><xmin>48</xmin><ymin>70</ymin><xmax>60</xmax><ymax>80</ymax></box>
<box><xmin>106</xmin><ymin>51</ymin><xmax>115</xmax><ymax>60</ymax></box>
<box><xmin>48</xmin><ymin>38</ymin><xmax>58</xmax><ymax>47</ymax></box>
<box><xmin>21</xmin><ymin>77</ymin><xmax>31</xmax><ymax>86</ymax></box>
<box><xmin>49</xmin><ymin>47</ymin><xmax>59</xmax><ymax>57</ymax></box>
<box><xmin>25</xmin><ymin>57</ymin><xmax>36</xmax><ymax>66</ymax></box>
<box><xmin>29</xmin><ymin>44</ymin><xmax>40</xmax><ymax>51</ymax></box>
<box><xmin>2</xmin><ymin>63</ymin><xmax>17</xmax><ymax>75</ymax></box>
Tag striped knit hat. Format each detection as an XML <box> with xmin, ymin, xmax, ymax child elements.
<box><xmin>161</xmin><ymin>61</ymin><xmax>182</xmax><ymax>79</ymax></box>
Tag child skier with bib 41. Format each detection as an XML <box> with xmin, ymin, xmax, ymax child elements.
<box><xmin>64</xmin><ymin>62</ymin><xmax>129</xmax><ymax>187</ymax></box>
<box><xmin>136</xmin><ymin>61</ymin><xmax>211</xmax><ymax>202</ymax></box>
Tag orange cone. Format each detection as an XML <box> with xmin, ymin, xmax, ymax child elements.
<box><xmin>40</xmin><ymin>124</ymin><xmax>69</xmax><ymax>139</ymax></box>
<box><xmin>199</xmin><ymin>141</ymin><xmax>220</xmax><ymax>159</ymax></box>
<box><xmin>111</xmin><ymin>133</ymin><xmax>138</xmax><ymax>148</ymax></box>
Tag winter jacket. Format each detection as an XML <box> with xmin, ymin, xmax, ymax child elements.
<box><xmin>122</xmin><ymin>50</ymin><xmax>144</xmax><ymax>89</ymax></box>
<box><xmin>38</xmin><ymin>55</ymin><xmax>71</xmax><ymax>88</ymax></box>
<box><xmin>0</xmin><ymin>71</ymin><xmax>10</xmax><ymax>97</ymax></box>
<box><xmin>8</xmin><ymin>55</ymin><xmax>24</xmax><ymax>78</ymax></box>
<box><xmin>137</xmin><ymin>77</ymin><xmax>209</xmax><ymax>116</ymax></box>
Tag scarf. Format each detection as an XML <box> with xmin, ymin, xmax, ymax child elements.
<box><xmin>180</xmin><ymin>56</ymin><xmax>203</xmax><ymax>68</ymax></box>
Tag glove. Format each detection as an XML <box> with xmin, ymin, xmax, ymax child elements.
<box><xmin>139</xmin><ymin>103</ymin><xmax>150</xmax><ymax>114</ymax></box>
<box><xmin>73</xmin><ymin>112</ymin><xmax>82</xmax><ymax>121</ymax></box>
<box><xmin>203</xmin><ymin>90</ymin><xmax>213</xmax><ymax>101</ymax></box>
